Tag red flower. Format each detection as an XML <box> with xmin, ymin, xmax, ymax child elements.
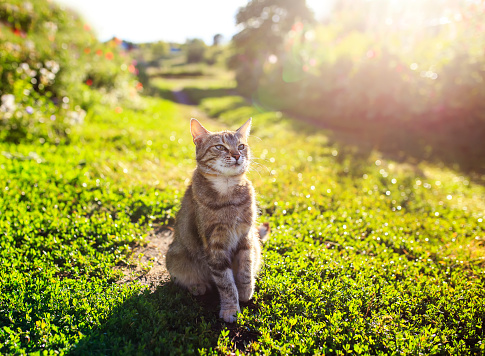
<box><xmin>292</xmin><ymin>22</ymin><xmax>304</xmax><ymax>32</ymax></box>
<box><xmin>366</xmin><ymin>50</ymin><xmax>376</xmax><ymax>59</ymax></box>
<box><xmin>13</xmin><ymin>28</ymin><xmax>25</xmax><ymax>37</ymax></box>
<box><xmin>105</xmin><ymin>52</ymin><xmax>114</xmax><ymax>60</ymax></box>
<box><xmin>86</xmin><ymin>79</ymin><xmax>93</xmax><ymax>86</ymax></box>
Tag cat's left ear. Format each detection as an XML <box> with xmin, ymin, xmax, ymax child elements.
<box><xmin>236</xmin><ymin>118</ymin><xmax>252</xmax><ymax>139</ymax></box>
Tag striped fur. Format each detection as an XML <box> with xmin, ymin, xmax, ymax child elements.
<box><xmin>166</xmin><ymin>118</ymin><xmax>266</xmax><ymax>323</ymax></box>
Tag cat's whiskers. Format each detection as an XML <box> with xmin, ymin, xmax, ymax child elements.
<box><xmin>249</xmin><ymin>159</ymin><xmax>270</xmax><ymax>174</ymax></box>
<box><xmin>247</xmin><ymin>166</ymin><xmax>264</xmax><ymax>179</ymax></box>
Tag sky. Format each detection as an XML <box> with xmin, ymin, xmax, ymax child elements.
<box><xmin>53</xmin><ymin>0</ymin><xmax>333</xmax><ymax>44</ymax></box>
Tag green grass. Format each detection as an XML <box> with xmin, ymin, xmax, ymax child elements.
<box><xmin>147</xmin><ymin>67</ymin><xmax>236</xmax><ymax>104</ymax></box>
<box><xmin>1</xmin><ymin>83</ymin><xmax>485</xmax><ymax>355</ymax></box>
<box><xmin>146</xmin><ymin>63</ymin><xmax>229</xmax><ymax>78</ymax></box>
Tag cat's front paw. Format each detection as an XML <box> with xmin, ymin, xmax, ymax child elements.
<box><xmin>219</xmin><ymin>305</ymin><xmax>241</xmax><ymax>323</ymax></box>
<box><xmin>238</xmin><ymin>284</ymin><xmax>254</xmax><ymax>302</ymax></box>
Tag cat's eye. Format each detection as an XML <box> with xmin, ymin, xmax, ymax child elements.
<box><xmin>238</xmin><ymin>144</ymin><xmax>245</xmax><ymax>150</ymax></box>
<box><xmin>215</xmin><ymin>145</ymin><xmax>226</xmax><ymax>151</ymax></box>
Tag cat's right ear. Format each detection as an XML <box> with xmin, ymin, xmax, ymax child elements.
<box><xmin>190</xmin><ymin>118</ymin><xmax>210</xmax><ymax>144</ymax></box>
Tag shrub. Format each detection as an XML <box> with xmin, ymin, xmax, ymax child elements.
<box><xmin>233</xmin><ymin>0</ymin><xmax>485</xmax><ymax>172</ymax></box>
<box><xmin>0</xmin><ymin>0</ymin><xmax>141</xmax><ymax>144</ymax></box>
<box><xmin>186</xmin><ymin>39</ymin><xmax>207</xmax><ymax>64</ymax></box>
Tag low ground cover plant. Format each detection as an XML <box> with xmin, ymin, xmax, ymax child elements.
<box><xmin>2</xmin><ymin>81</ymin><xmax>485</xmax><ymax>353</ymax></box>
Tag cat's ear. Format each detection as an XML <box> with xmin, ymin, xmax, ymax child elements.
<box><xmin>236</xmin><ymin>118</ymin><xmax>252</xmax><ymax>139</ymax></box>
<box><xmin>190</xmin><ymin>118</ymin><xmax>210</xmax><ymax>144</ymax></box>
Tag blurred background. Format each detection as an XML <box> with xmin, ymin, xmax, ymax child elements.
<box><xmin>1</xmin><ymin>0</ymin><xmax>485</xmax><ymax>173</ymax></box>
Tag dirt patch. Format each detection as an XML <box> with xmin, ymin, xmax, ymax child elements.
<box><xmin>117</xmin><ymin>226</ymin><xmax>174</xmax><ymax>291</ymax></box>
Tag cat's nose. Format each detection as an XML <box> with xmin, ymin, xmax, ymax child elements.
<box><xmin>232</xmin><ymin>154</ymin><xmax>240</xmax><ymax>161</ymax></box>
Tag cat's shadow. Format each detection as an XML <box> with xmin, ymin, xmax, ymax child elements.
<box><xmin>68</xmin><ymin>281</ymin><xmax>258</xmax><ymax>355</ymax></box>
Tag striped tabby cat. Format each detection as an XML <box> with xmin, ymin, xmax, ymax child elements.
<box><xmin>166</xmin><ymin>118</ymin><xmax>268</xmax><ymax>323</ymax></box>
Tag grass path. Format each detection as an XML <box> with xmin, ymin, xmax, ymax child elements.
<box><xmin>116</xmin><ymin>227</ymin><xmax>173</xmax><ymax>290</ymax></box>
<box><xmin>172</xmin><ymin>89</ymin><xmax>195</xmax><ymax>105</ymax></box>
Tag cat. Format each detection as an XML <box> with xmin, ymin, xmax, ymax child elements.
<box><xmin>166</xmin><ymin>118</ymin><xmax>269</xmax><ymax>323</ymax></box>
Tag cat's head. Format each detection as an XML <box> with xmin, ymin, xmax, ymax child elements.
<box><xmin>190</xmin><ymin>118</ymin><xmax>251</xmax><ymax>177</ymax></box>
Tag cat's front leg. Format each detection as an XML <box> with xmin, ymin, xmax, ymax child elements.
<box><xmin>207</xmin><ymin>248</ymin><xmax>240</xmax><ymax>323</ymax></box>
<box><xmin>211</xmin><ymin>268</ymin><xmax>240</xmax><ymax>322</ymax></box>
<box><xmin>234</xmin><ymin>237</ymin><xmax>257</xmax><ymax>302</ymax></box>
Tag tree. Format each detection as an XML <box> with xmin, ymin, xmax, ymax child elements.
<box><xmin>213</xmin><ymin>34</ymin><xmax>223</xmax><ymax>46</ymax></box>
<box><xmin>151</xmin><ymin>41</ymin><xmax>169</xmax><ymax>60</ymax></box>
<box><xmin>230</xmin><ymin>0</ymin><xmax>315</xmax><ymax>94</ymax></box>
<box><xmin>186</xmin><ymin>38</ymin><xmax>207</xmax><ymax>63</ymax></box>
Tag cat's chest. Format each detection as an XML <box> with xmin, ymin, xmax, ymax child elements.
<box><xmin>194</xmin><ymin>176</ymin><xmax>252</xmax><ymax>212</ymax></box>
<box><xmin>209</xmin><ymin>176</ymin><xmax>242</xmax><ymax>196</ymax></box>
<box><xmin>191</xmin><ymin>175</ymin><xmax>254</xmax><ymax>242</ymax></box>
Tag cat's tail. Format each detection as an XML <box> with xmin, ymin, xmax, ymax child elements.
<box><xmin>258</xmin><ymin>222</ymin><xmax>271</xmax><ymax>243</ymax></box>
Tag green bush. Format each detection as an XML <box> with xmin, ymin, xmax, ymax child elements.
<box><xmin>0</xmin><ymin>0</ymin><xmax>141</xmax><ymax>144</ymax></box>
<box><xmin>233</xmin><ymin>0</ymin><xmax>485</xmax><ymax>172</ymax></box>
<box><xmin>185</xmin><ymin>38</ymin><xmax>207</xmax><ymax>64</ymax></box>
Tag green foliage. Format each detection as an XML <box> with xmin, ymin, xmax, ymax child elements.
<box><xmin>2</xmin><ymin>68</ymin><xmax>484</xmax><ymax>353</ymax></box>
<box><xmin>0</xmin><ymin>0</ymin><xmax>140</xmax><ymax>144</ymax></box>
<box><xmin>182</xmin><ymin>38</ymin><xmax>230</xmax><ymax>67</ymax></box>
<box><xmin>148</xmin><ymin>68</ymin><xmax>236</xmax><ymax>104</ymax></box>
<box><xmin>231</xmin><ymin>0</ymin><xmax>485</xmax><ymax>173</ymax></box>
<box><xmin>204</xmin><ymin>44</ymin><xmax>228</xmax><ymax>67</ymax></box>
<box><xmin>2</xmin><ymin>5</ymin><xmax>485</xmax><ymax>350</ymax></box>
<box><xmin>230</xmin><ymin>0</ymin><xmax>314</xmax><ymax>94</ymax></box>
<box><xmin>148</xmin><ymin>41</ymin><xmax>171</xmax><ymax>61</ymax></box>
<box><xmin>0</xmin><ymin>98</ymin><xmax>195</xmax><ymax>355</ymax></box>
<box><xmin>136</xmin><ymin>41</ymin><xmax>171</xmax><ymax>67</ymax></box>
<box><xmin>185</xmin><ymin>38</ymin><xmax>207</xmax><ymax>64</ymax></box>
<box><xmin>136</xmin><ymin>41</ymin><xmax>232</xmax><ymax>94</ymax></box>
<box><xmin>196</xmin><ymin>91</ymin><xmax>485</xmax><ymax>355</ymax></box>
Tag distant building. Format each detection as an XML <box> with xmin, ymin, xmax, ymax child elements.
<box><xmin>170</xmin><ymin>46</ymin><xmax>182</xmax><ymax>54</ymax></box>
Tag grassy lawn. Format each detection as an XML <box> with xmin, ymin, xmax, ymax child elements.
<box><xmin>1</xmin><ymin>80</ymin><xmax>485</xmax><ymax>355</ymax></box>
